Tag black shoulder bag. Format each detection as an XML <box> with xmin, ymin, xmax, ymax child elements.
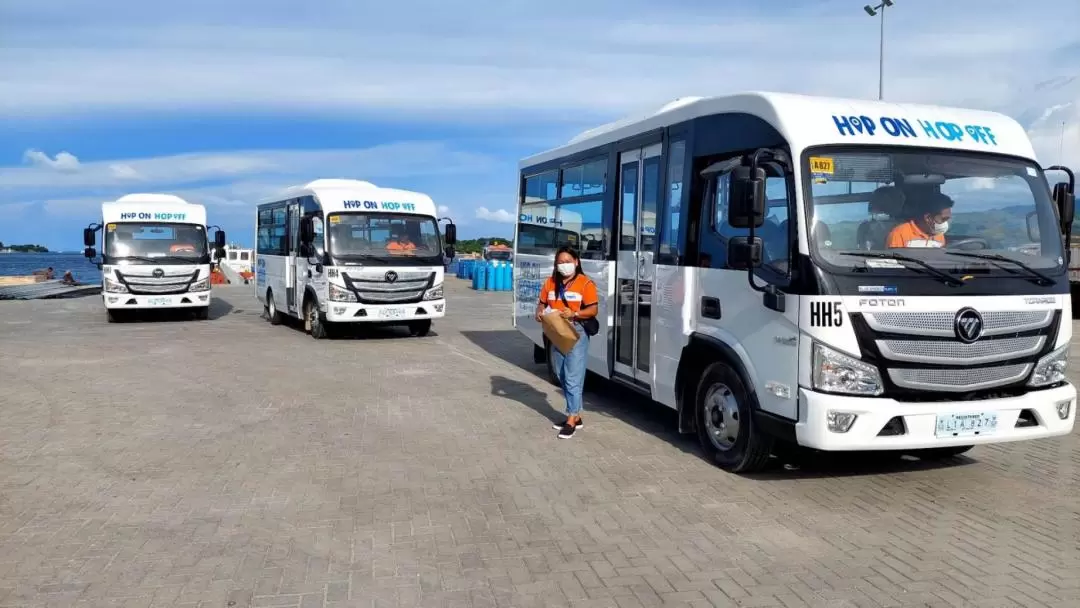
<box><xmin>557</xmin><ymin>279</ymin><xmax>600</xmax><ymax>337</ymax></box>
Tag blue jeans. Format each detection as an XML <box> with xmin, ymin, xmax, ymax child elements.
<box><xmin>551</xmin><ymin>322</ymin><xmax>589</xmax><ymax>416</ymax></box>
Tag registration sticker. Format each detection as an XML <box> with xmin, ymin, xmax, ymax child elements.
<box><xmin>329</xmin><ymin>216</ymin><xmax>341</xmax><ymax>224</ymax></box>
<box><xmin>106</xmin><ymin>224</ymin><xmax>116</xmax><ymax>231</ymax></box>
<box><xmin>809</xmin><ymin>156</ymin><xmax>835</xmax><ymax>175</ymax></box>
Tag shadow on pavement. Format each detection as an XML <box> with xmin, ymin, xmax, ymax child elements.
<box><xmin>463</xmin><ymin>328</ymin><xmax>979</xmax><ymax>478</ymax></box>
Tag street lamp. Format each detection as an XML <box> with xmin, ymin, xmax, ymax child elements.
<box><xmin>863</xmin><ymin>0</ymin><xmax>895</xmax><ymax>101</ymax></box>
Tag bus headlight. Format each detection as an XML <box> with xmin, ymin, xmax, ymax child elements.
<box><xmin>1028</xmin><ymin>344</ymin><xmax>1069</xmax><ymax>387</ymax></box>
<box><xmin>812</xmin><ymin>342</ymin><xmax>884</xmax><ymax>396</ymax></box>
<box><xmin>104</xmin><ymin>278</ymin><xmax>128</xmax><ymax>293</ymax></box>
<box><xmin>189</xmin><ymin>278</ymin><xmax>209</xmax><ymax>292</ymax></box>
<box><xmin>423</xmin><ymin>285</ymin><xmax>444</xmax><ymax>300</ymax></box>
<box><xmin>329</xmin><ymin>283</ymin><xmax>356</xmax><ymax>302</ymax></box>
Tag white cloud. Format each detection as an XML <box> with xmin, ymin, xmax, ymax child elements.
<box><xmin>1</xmin><ymin>0</ymin><xmax>1076</xmax><ymax>127</ymax></box>
<box><xmin>0</xmin><ymin>141</ymin><xmax>498</xmax><ymax>194</ymax></box>
<box><xmin>475</xmin><ymin>207</ymin><xmax>515</xmax><ymax>223</ymax></box>
<box><xmin>437</xmin><ymin>205</ymin><xmax>451</xmax><ymax>215</ymax></box>
<box><xmin>23</xmin><ymin>149</ymin><xmax>81</xmax><ymax>172</ymax></box>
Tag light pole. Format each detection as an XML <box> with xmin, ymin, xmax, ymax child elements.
<box><xmin>863</xmin><ymin>0</ymin><xmax>895</xmax><ymax>100</ymax></box>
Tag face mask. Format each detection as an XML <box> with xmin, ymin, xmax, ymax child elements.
<box><xmin>557</xmin><ymin>262</ymin><xmax>576</xmax><ymax>277</ymax></box>
<box><xmin>932</xmin><ymin>220</ymin><xmax>949</xmax><ymax>235</ymax></box>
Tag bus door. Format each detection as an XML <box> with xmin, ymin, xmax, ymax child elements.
<box><xmin>286</xmin><ymin>199</ymin><xmax>301</xmax><ymax>314</ymax></box>
<box><xmin>614</xmin><ymin>143</ymin><xmax>662</xmax><ymax>384</ymax></box>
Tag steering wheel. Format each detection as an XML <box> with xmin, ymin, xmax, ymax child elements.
<box><xmin>946</xmin><ymin>237</ymin><xmax>989</xmax><ymax>251</ymax></box>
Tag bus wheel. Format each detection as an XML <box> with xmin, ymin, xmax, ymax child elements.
<box><xmin>694</xmin><ymin>362</ymin><xmax>773</xmax><ymax>473</ymax></box>
<box><xmin>266</xmin><ymin>290</ymin><xmax>282</xmax><ymax>325</ymax></box>
<box><xmin>307</xmin><ymin>299</ymin><xmax>329</xmax><ymax>339</ymax></box>
<box><xmin>409</xmin><ymin>319</ymin><xmax>432</xmax><ymax>337</ymax></box>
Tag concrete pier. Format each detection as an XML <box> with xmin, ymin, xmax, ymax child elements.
<box><xmin>0</xmin><ymin>280</ymin><xmax>1078</xmax><ymax>607</ymax></box>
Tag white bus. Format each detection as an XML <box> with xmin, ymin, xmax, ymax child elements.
<box><xmin>512</xmin><ymin>92</ymin><xmax>1077</xmax><ymax>473</ymax></box>
<box><xmin>254</xmin><ymin>179</ymin><xmax>456</xmax><ymax>339</ymax></box>
<box><xmin>82</xmin><ymin>194</ymin><xmax>226</xmax><ymax>322</ymax></box>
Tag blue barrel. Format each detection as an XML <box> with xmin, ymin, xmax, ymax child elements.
<box><xmin>484</xmin><ymin>261</ymin><xmax>496</xmax><ymax>291</ymax></box>
<box><xmin>454</xmin><ymin>260</ymin><xmax>462</xmax><ymax>278</ymax></box>
<box><xmin>466</xmin><ymin>259</ymin><xmax>476</xmax><ymax>280</ymax></box>
<box><xmin>493</xmin><ymin>261</ymin><xmax>505</xmax><ymax>291</ymax></box>
<box><xmin>503</xmin><ymin>262</ymin><xmax>514</xmax><ymax>291</ymax></box>
<box><xmin>473</xmin><ymin>262</ymin><xmax>486</xmax><ymax>290</ymax></box>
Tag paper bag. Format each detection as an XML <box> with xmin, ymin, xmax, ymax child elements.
<box><xmin>541</xmin><ymin>309</ymin><xmax>579</xmax><ymax>355</ymax></box>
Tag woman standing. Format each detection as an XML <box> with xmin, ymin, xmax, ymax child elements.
<box><xmin>534</xmin><ymin>246</ymin><xmax>599</xmax><ymax>439</ymax></box>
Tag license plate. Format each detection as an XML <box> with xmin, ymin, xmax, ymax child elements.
<box><xmin>147</xmin><ymin>297</ymin><xmax>172</xmax><ymax>306</ymax></box>
<box><xmin>379</xmin><ymin>307</ymin><xmax>407</xmax><ymax>319</ymax></box>
<box><xmin>935</xmin><ymin>412</ymin><xmax>998</xmax><ymax>438</ymax></box>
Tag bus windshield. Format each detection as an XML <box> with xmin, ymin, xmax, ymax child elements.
<box><xmin>105</xmin><ymin>223</ymin><xmax>208</xmax><ymax>263</ymax></box>
<box><xmin>804</xmin><ymin>148</ymin><xmax>1066</xmax><ymax>273</ymax></box>
<box><xmin>327</xmin><ymin>212</ymin><xmax>442</xmax><ymax>264</ymax></box>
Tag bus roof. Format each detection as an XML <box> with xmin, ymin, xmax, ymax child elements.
<box><xmin>520</xmin><ymin>91</ymin><xmax>1036</xmax><ymax>169</ymax></box>
<box><xmin>261</xmin><ymin>178</ymin><xmax>439</xmax><ymax>217</ymax></box>
<box><xmin>102</xmin><ymin>194</ymin><xmax>206</xmax><ymax>225</ymax></box>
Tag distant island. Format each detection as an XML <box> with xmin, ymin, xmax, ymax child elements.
<box><xmin>0</xmin><ymin>241</ymin><xmax>49</xmax><ymax>253</ymax></box>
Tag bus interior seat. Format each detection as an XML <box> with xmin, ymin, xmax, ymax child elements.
<box><xmin>856</xmin><ymin>186</ymin><xmax>906</xmax><ymax>250</ymax></box>
<box><xmin>811</xmin><ymin>221</ymin><xmax>832</xmax><ymax>250</ymax></box>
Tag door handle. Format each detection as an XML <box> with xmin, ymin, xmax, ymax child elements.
<box><xmin>701</xmin><ymin>297</ymin><xmax>721</xmax><ymax>319</ymax></box>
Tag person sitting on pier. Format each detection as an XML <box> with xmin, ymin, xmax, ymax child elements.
<box><xmin>61</xmin><ymin>270</ymin><xmax>76</xmax><ymax>285</ymax></box>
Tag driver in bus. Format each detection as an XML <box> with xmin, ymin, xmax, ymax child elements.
<box><xmin>886</xmin><ymin>192</ymin><xmax>954</xmax><ymax>249</ymax></box>
<box><xmin>386</xmin><ymin>229</ymin><xmax>417</xmax><ymax>254</ymax></box>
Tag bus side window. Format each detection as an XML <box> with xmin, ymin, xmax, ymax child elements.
<box><xmin>703</xmin><ymin>168</ymin><xmax>793</xmax><ymax>281</ymax></box>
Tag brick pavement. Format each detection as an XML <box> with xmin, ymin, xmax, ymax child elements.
<box><xmin>0</xmin><ymin>281</ymin><xmax>1077</xmax><ymax>608</ymax></box>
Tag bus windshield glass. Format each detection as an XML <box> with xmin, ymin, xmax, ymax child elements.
<box><xmin>327</xmin><ymin>213</ymin><xmax>442</xmax><ymax>264</ymax></box>
<box><xmin>804</xmin><ymin>148</ymin><xmax>1065</xmax><ymax>274</ymax></box>
<box><xmin>105</xmin><ymin>223</ymin><xmax>207</xmax><ymax>263</ymax></box>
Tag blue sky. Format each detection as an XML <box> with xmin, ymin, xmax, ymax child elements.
<box><xmin>1</xmin><ymin>0</ymin><xmax>1078</xmax><ymax>250</ymax></box>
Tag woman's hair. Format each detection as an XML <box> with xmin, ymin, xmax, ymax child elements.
<box><xmin>551</xmin><ymin>245</ymin><xmax>584</xmax><ymax>284</ymax></box>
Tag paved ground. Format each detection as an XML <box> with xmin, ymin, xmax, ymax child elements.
<box><xmin>1</xmin><ymin>280</ymin><xmax>1078</xmax><ymax>608</ymax></box>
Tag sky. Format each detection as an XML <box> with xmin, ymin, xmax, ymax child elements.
<box><xmin>1</xmin><ymin>0</ymin><xmax>1078</xmax><ymax>251</ymax></box>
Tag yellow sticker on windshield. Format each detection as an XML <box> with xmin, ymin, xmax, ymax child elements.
<box><xmin>329</xmin><ymin>216</ymin><xmax>341</xmax><ymax>224</ymax></box>
<box><xmin>106</xmin><ymin>223</ymin><xmax>116</xmax><ymax>231</ymax></box>
<box><xmin>809</xmin><ymin>156</ymin><xmax>835</xmax><ymax>175</ymax></box>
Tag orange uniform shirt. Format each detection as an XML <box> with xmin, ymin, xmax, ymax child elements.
<box><xmin>886</xmin><ymin>220</ymin><xmax>944</xmax><ymax>248</ymax></box>
<box><xmin>387</xmin><ymin>240</ymin><xmax>417</xmax><ymax>251</ymax></box>
<box><xmin>539</xmin><ymin>274</ymin><xmax>598</xmax><ymax>313</ymax></box>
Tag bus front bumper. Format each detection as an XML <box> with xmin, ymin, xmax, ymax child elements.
<box><xmin>324</xmin><ymin>299</ymin><xmax>446</xmax><ymax>323</ymax></box>
<box><xmin>103</xmin><ymin>291</ymin><xmax>211</xmax><ymax>309</ymax></box>
<box><xmin>795</xmin><ymin>384</ymin><xmax>1076</xmax><ymax>451</ymax></box>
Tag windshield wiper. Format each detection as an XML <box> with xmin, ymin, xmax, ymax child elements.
<box><xmin>942</xmin><ymin>251</ymin><xmax>1055</xmax><ymax>286</ymax></box>
<box><xmin>839</xmin><ymin>252</ymin><xmax>964</xmax><ymax>287</ymax></box>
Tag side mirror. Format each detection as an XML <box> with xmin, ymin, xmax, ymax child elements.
<box><xmin>444</xmin><ymin>223</ymin><xmax>457</xmax><ymax>245</ymax></box>
<box><xmin>1053</xmin><ymin>182</ymin><xmax>1075</xmax><ymax>231</ymax></box>
<box><xmin>299</xmin><ymin>218</ymin><xmax>314</xmax><ymax>243</ymax></box>
<box><xmin>727</xmin><ymin>236</ymin><xmax>763</xmax><ymax>269</ymax></box>
<box><xmin>214</xmin><ymin>248</ymin><xmax>226</xmax><ymax>261</ymax></box>
<box><xmin>83</xmin><ymin>247</ymin><xmax>96</xmax><ymax>259</ymax></box>
<box><xmin>727</xmin><ymin>166</ymin><xmax>766</xmax><ymax>229</ymax></box>
<box><xmin>83</xmin><ymin>228</ymin><xmax>96</xmax><ymax>247</ymax></box>
<box><xmin>444</xmin><ymin>246</ymin><xmax>456</xmax><ymax>261</ymax></box>
<box><xmin>1026</xmin><ymin>211</ymin><xmax>1040</xmax><ymax>242</ymax></box>
<box><xmin>214</xmin><ymin>229</ymin><xmax>227</xmax><ymax>249</ymax></box>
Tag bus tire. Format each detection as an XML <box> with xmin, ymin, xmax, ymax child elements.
<box><xmin>409</xmin><ymin>319</ymin><xmax>432</xmax><ymax>337</ymax></box>
<box><xmin>694</xmin><ymin>361</ymin><xmax>773</xmax><ymax>473</ymax></box>
<box><xmin>193</xmin><ymin>306</ymin><xmax>209</xmax><ymax>321</ymax></box>
<box><xmin>266</xmin><ymin>290</ymin><xmax>283</xmax><ymax>325</ymax></box>
<box><xmin>306</xmin><ymin>298</ymin><xmax>330</xmax><ymax>339</ymax></box>
<box><xmin>913</xmin><ymin>445</ymin><xmax>973</xmax><ymax>460</ymax></box>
